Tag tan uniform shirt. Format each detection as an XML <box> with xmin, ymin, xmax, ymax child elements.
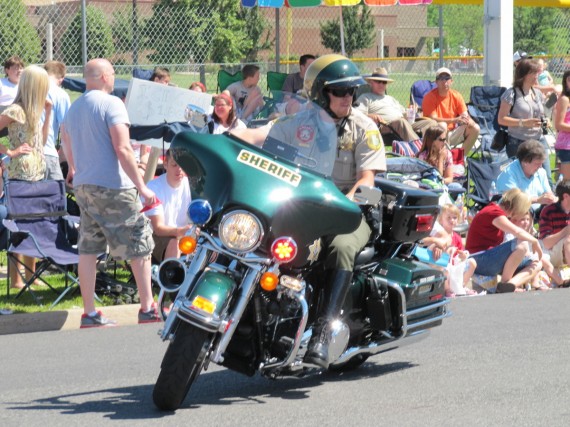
<box><xmin>333</xmin><ymin>108</ymin><xmax>386</xmax><ymax>192</ymax></box>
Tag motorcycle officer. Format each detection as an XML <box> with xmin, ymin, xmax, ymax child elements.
<box><xmin>300</xmin><ymin>55</ymin><xmax>386</xmax><ymax>368</ymax></box>
<box><xmin>233</xmin><ymin>55</ymin><xmax>386</xmax><ymax>369</ymax></box>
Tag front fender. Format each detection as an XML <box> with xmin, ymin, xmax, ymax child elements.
<box><xmin>174</xmin><ymin>270</ymin><xmax>236</xmax><ymax>333</ymax></box>
<box><xmin>187</xmin><ymin>270</ymin><xmax>236</xmax><ymax>319</ymax></box>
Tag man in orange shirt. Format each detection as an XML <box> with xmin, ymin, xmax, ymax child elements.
<box><xmin>422</xmin><ymin>67</ymin><xmax>480</xmax><ymax>154</ymax></box>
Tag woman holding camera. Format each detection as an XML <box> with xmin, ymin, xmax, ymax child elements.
<box><xmin>498</xmin><ymin>58</ymin><xmax>552</xmax><ymax>186</ymax></box>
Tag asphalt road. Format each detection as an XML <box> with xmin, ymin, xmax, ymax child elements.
<box><xmin>2</xmin><ymin>290</ymin><xmax>570</xmax><ymax>427</ymax></box>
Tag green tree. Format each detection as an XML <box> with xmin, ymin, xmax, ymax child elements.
<box><xmin>144</xmin><ymin>0</ymin><xmax>270</xmax><ymax>65</ymax></box>
<box><xmin>513</xmin><ymin>7</ymin><xmax>567</xmax><ymax>55</ymax></box>
<box><xmin>240</xmin><ymin>6</ymin><xmax>272</xmax><ymax>62</ymax></box>
<box><xmin>320</xmin><ymin>5</ymin><xmax>375</xmax><ymax>57</ymax></box>
<box><xmin>61</xmin><ymin>5</ymin><xmax>115</xmax><ymax>67</ymax></box>
<box><xmin>427</xmin><ymin>4</ymin><xmax>483</xmax><ymax>55</ymax></box>
<box><xmin>112</xmin><ymin>9</ymin><xmax>144</xmax><ymax>53</ymax></box>
<box><xmin>0</xmin><ymin>0</ymin><xmax>41</xmax><ymax>64</ymax></box>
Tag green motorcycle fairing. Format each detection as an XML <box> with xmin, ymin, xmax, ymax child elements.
<box><xmin>170</xmin><ymin>131</ymin><xmax>361</xmax><ymax>268</ymax></box>
<box><xmin>187</xmin><ymin>270</ymin><xmax>235</xmax><ymax>319</ymax></box>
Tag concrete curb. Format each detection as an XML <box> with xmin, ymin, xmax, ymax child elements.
<box><xmin>0</xmin><ymin>304</ymin><xmax>144</xmax><ymax>335</ymax></box>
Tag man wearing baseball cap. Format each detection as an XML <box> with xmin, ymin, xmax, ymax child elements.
<box><xmin>357</xmin><ymin>67</ymin><xmax>435</xmax><ymax>141</ymax></box>
<box><xmin>422</xmin><ymin>67</ymin><xmax>480</xmax><ymax>154</ymax></box>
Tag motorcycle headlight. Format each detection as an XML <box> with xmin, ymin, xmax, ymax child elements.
<box><xmin>218</xmin><ymin>210</ymin><xmax>264</xmax><ymax>253</ymax></box>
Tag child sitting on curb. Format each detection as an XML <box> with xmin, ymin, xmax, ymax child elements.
<box><xmin>506</xmin><ymin>210</ymin><xmax>556</xmax><ymax>290</ymax></box>
<box><xmin>422</xmin><ymin>204</ymin><xmax>477</xmax><ymax>297</ymax></box>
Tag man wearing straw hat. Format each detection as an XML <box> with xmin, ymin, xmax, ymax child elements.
<box><xmin>357</xmin><ymin>67</ymin><xmax>435</xmax><ymax>141</ymax></box>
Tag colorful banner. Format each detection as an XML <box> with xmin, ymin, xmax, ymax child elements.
<box><xmin>322</xmin><ymin>0</ymin><xmax>362</xmax><ymax>5</ymax></box>
<box><xmin>432</xmin><ymin>0</ymin><xmax>570</xmax><ymax>6</ymax></box>
<box><xmin>286</xmin><ymin>0</ymin><xmax>322</xmax><ymax>5</ymax></box>
<box><xmin>257</xmin><ymin>0</ymin><xmax>286</xmax><ymax>6</ymax></box>
<box><xmin>243</xmin><ymin>0</ymin><xmax>432</xmax><ymax>6</ymax></box>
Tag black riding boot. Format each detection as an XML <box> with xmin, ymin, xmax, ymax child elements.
<box><xmin>305</xmin><ymin>269</ymin><xmax>353</xmax><ymax>369</ymax></box>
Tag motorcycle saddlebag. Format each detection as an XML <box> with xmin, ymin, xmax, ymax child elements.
<box><xmin>375</xmin><ymin>258</ymin><xmax>446</xmax><ymax>330</ymax></box>
<box><xmin>374</xmin><ymin>178</ymin><xmax>440</xmax><ymax>242</ymax></box>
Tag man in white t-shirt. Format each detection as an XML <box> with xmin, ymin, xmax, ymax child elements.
<box><xmin>144</xmin><ymin>150</ymin><xmax>192</xmax><ymax>262</ymax></box>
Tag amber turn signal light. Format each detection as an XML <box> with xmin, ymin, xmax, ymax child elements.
<box><xmin>260</xmin><ymin>272</ymin><xmax>279</xmax><ymax>291</ymax></box>
<box><xmin>179</xmin><ymin>235</ymin><xmax>197</xmax><ymax>254</ymax></box>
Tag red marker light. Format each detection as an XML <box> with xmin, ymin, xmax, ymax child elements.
<box><xmin>271</xmin><ymin>237</ymin><xmax>297</xmax><ymax>263</ymax></box>
<box><xmin>415</xmin><ymin>214</ymin><xmax>434</xmax><ymax>233</ymax></box>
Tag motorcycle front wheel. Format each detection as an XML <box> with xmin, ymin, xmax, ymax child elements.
<box><xmin>153</xmin><ymin>321</ymin><xmax>213</xmax><ymax>411</ymax></box>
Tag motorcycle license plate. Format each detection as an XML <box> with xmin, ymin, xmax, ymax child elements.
<box><xmin>191</xmin><ymin>295</ymin><xmax>216</xmax><ymax>314</ymax></box>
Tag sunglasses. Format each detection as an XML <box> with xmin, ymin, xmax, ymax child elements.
<box><xmin>327</xmin><ymin>87</ymin><xmax>357</xmax><ymax>98</ymax></box>
<box><xmin>437</xmin><ymin>76</ymin><xmax>452</xmax><ymax>81</ymax></box>
<box><xmin>372</xmin><ymin>80</ymin><xmax>388</xmax><ymax>85</ymax></box>
<box><xmin>437</xmin><ymin>137</ymin><xmax>447</xmax><ymax>141</ymax></box>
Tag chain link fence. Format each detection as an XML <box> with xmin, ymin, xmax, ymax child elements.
<box><xmin>5</xmin><ymin>1</ymin><xmax>570</xmax><ymax>107</ymax></box>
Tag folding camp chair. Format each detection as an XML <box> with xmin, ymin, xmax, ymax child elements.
<box><xmin>267</xmin><ymin>71</ymin><xmax>288</xmax><ymax>97</ymax></box>
<box><xmin>3</xmin><ymin>180</ymin><xmax>81</xmax><ymax>308</ymax></box>
<box><xmin>465</xmin><ymin>156</ymin><xmax>512</xmax><ymax>212</ymax></box>
<box><xmin>467</xmin><ymin>85</ymin><xmax>507</xmax><ymax>154</ymax></box>
<box><xmin>216</xmin><ymin>69</ymin><xmax>243</xmax><ymax>93</ymax></box>
<box><xmin>410</xmin><ymin>79</ymin><xmax>437</xmax><ymax>116</ymax></box>
<box><xmin>132</xmin><ymin>67</ymin><xmax>153</xmax><ymax>80</ymax></box>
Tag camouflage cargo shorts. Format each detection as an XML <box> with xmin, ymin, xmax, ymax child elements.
<box><xmin>74</xmin><ymin>184</ymin><xmax>154</xmax><ymax>261</ymax></box>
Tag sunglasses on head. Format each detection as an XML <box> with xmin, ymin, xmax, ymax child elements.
<box><xmin>327</xmin><ymin>86</ymin><xmax>357</xmax><ymax>98</ymax></box>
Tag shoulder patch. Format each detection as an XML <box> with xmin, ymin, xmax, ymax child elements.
<box><xmin>366</xmin><ymin>130</ymin><xmax>383</xmax><ymax>151</ymax></box>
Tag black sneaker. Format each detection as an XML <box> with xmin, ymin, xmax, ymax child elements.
<box><xmin>80</xmin><ymin>311</ymin><xmax>118</xmax><ymax>328</ymax></box>
<box><xmin>138</xmin><ymin>303</ymin><xmax>161</xmax><ymax>324</ymax></box>
<box><xmin>496</xmin><ymin>282</ymin><xmax>516</xmax><ymax>293</ymax></box>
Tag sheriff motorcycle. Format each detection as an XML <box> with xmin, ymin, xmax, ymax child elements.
<box><xmin>152</xmin><ymin>96</ymin><xmax>451</xmax><ymax>411</ymax></box>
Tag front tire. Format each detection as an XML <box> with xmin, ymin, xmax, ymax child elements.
<box><xmin>153</xmin><ymin>321</ymin><xmax>213</xmax><ymax>411</ymax></box>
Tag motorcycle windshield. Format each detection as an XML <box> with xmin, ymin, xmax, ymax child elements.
<box><xmin>170</xmin><ymin>94</ymin><xmax>362</xmax><ymax>267</ymax></box>
<box><xmin>260</xmin><ymin>95</ymin><xmax>338</xmax><ymax>178</ymax></box>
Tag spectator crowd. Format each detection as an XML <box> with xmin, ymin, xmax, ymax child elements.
<box><xmin>1</xmin><ymin>51</ymin><xmax>569</xmax><ymax>323</ymax></box>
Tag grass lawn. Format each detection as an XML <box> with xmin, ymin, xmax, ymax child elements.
<box><xmin>0</xmin><ymin>254</ymin><xmax>135</xmax><ymax>314</ymax></box>
<box><xmin>62</xmin><ymin>70</ymin><xmax>482</xmax><ymax>108</ymax></box>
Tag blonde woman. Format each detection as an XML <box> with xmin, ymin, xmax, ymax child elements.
<box><xmin>466</xmin><ymin>188</ymin><xmax>542</xmax><ymax>293</ymax></box>
<box><xmin>0</xmin><ymin>65</ymin><xmax>51</xmax><ymax>180</ymax></box>
<box><xmin>0</xmin><ymin>65</ymin><xmax>52</xmax><ymax>289</ymax></box>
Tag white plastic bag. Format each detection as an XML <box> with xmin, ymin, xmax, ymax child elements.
<box><xmin>448</xmin><ymin>256</ymin><xmax>467</xmax><ymax>296</ymax></box>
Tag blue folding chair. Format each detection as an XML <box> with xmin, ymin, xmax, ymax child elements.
<box><xmin>410</xmin><ymin>79</ymin><xmax>437</xmax><ymax>115</ymax></box>
<box><xmin>3</xmin><ymin>180</ymin><xmax>81</xmax><ymax>308</ymax></box>
<box><xmin>467</xmin><ymin>85</ymin><xmax>507</xmax><ymax>154</ymax></box>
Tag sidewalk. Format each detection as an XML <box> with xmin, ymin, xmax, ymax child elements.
<box><xmin>0</xmin><ymin>304</ymin><xmax>141</xmax><ymax>335</ymax></box>
<box><xmin>0</xmin><ymin>265</ymin><xmax>143</xmax><ymax>335</ymax></box>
